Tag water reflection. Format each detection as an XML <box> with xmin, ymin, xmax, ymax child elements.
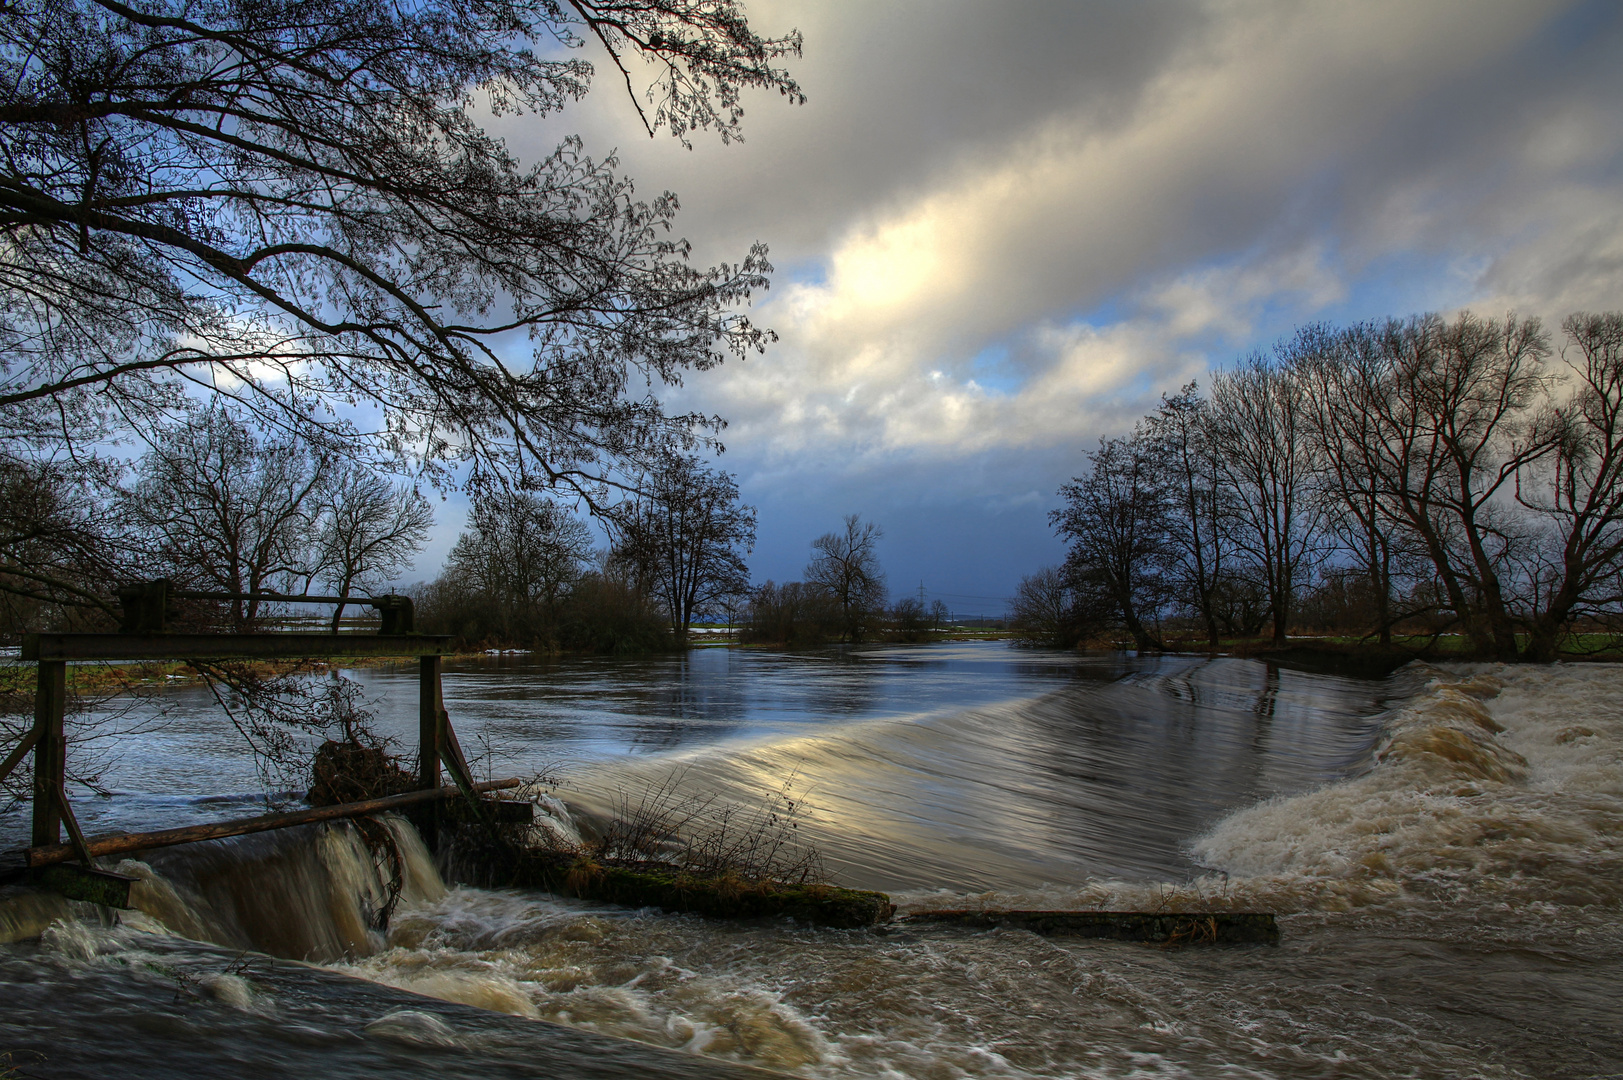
<box><xmin>4</xmin><ymin>644</ymin><xmax>1401</xmax><ymax>888</ymax></box>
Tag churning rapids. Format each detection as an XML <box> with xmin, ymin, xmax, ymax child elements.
<box><xmin>2</xmin><ymin>645</ymin><xmax>1620</xmax><ymax>1078</ymax></box>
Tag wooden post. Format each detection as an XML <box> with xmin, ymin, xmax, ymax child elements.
<box><xmin>419</xmin><ymin>655</ymin><xmax>442</xmax><ymax>790</ymax></box>
<box><xmin>31</xmin><ymin>660</ymin><xmax>66</xmax><ymax>848</ymax></box>
<box><xmin>418</xmin><ymin>654</ymin><xmax>443</xmax><ymax>850</ymax></box>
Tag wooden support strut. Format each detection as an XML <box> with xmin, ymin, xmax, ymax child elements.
<box><xmin>31</xmin><ymin>661</ymin><xmax>66</xmax><ymax>850</ymax></box>
<box><xmin>0</xmin><ymin>727</ymin><xmax>39</xmax><ymax>788</ymax></box>
<box><xmin>16</xmin><ymin>778</ymin><xmax>523</xmax><ymax>869</ymax></box>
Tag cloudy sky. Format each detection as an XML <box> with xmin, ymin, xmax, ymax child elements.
<box><xmin>418</xmin><ymin>0</ymin><xmax>1623</xmax><ymax>616</ymax></box>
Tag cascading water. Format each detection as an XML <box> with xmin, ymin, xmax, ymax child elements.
<box><xmin>1</xmin><ymin>647</ymin><xmax>1619</xmax><ymax>1079</ymax></box>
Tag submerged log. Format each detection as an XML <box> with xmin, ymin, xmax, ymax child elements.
<box><xmin>902</xmin><ymin>909</ymin><xmax>1280</xmax><ymax>945</ymax></box>
<box><xmin>14</xmin><ymin>778</ymin><xmax>523</xmax><ymax>869</ymax></box>
<box><xmin>457</xmin><ymin>847</ymin><xmax>895</xmax><ymax>929</ymax></box>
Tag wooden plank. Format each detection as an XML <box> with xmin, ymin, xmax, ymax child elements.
<box><xmin>901</xmin><ymin>909</ymin><xmax>1280</xmax><ymax>945</ymax></box>
<box><xmin>31</xmin><ymin>661</ymin><xmax>65</xmax><ymax>848</ymax></box>
<box><xmin>53</xmin><ymin>783</ymin><xmax>95</xmax><ymax>865</ymax></box>
<box><xmin>19</xmin><ymin>778</ymin><xmax>522</xmax><ymax>868</ymax></box>
<box><xmin>21</xmin><ymin>632</ymin><xmax>452</xmax><ymax>662</ymax></box>
<box><xmin>34</xmin><ymin>864</ymin><xmax>139</xmax><ymax>909</ymax></box>
<box><xmin>0</xmin><ymin>726</ymin><xmax>38</xmax><ymax>787</ymax></box>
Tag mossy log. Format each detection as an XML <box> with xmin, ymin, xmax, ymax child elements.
<box><xmin>462</xmin><ymin>848</ymin><xmax>894</xmax><ymax>929</ymax></box>
<box><xmin>903</xmin><ymin>909</ymin><xmax>1279</xmax><ymax>945</ymax></box>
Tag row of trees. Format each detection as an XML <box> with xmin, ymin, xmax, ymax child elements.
<box><xmin>416</xmin><ymin>453</ymin><xmax>757</xmax><ymax>651</ymax></box>
<box><xmin>1</xmin><ymin>0</ymin><xmax>801</xmax><ymax>637</ymax></box>
<box><xmin>1021</xmin><ymin>311</ymin><xmax>1623</xmax><ymax>661</ymax></box>
<box><xmin>1</xmin><ymin>403</ymin><xmax>765</xmax><ymax>651</ymax></box>
<box><xmin>739</xmin><ymin>514</ymin><xmax>946</xmax><ymax>644</ymax></box>
<box><xmin>0</xmin><ymin>405</ymin><xmax>431</xmax><ymax>635</ymax></box>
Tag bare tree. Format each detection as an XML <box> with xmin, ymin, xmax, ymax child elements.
<box><xmin>614</xmin><ymin>454</ymin><xmax>755</xmax><ymax>644</ymax></box>
<box><xmin>1516</xmin><ymin>313</ymin><xmax>1623</xmax><ymax>660</ymax></box>
<box><xmin>1209</xmin><ymin>354</ymin><xmax>1321</xmax><ymax>645</ymax></box>
<box><xmin>1294</xmin><ymin>326</ymin><xmax>1406</xmax><ymax>644</ymax></box>
<box><xmin>0</xmin><ymin>457</ymin><xmax>125</xmax><ymax>634</ymax></box>
<box><xmin>313</xmin><ymin>464</ymin><xmax>434</xmax><ymax>631</ymax></box>
<box><xmin>1143</xmin><ymin>382</ymin><xmax>1231</xmax><ymax>649</ymax></box>
<box><xmin>1052</xmin><ymin>432</ymin><xmax>1168</xmax><ymax>652</ymax></box>
<box><xmin>805</xmin><ymin>515</ymin><xmax>887</xmax><ymax>642</ymax></box>
<box><xmin>444</xmin><ymin>491</ymin><xmax>594</xmax><ymax>641</ymax></box>
<box><xmin>131</xmin><ymin>406</ymin><xmax>328</xmax><ymax>629</ymax></box>
<box><xmin>1352</xmin><ymin>313</ymin><xmax>1554</xmax><ymax>657</ymax></box>
<box><xmin>1009</xmin><ymin>565</ymin><xmax>1090</xmax><ymax>649</ymax></box>
<box><xmin>0</xmin><ymin>0</ymin><xmax>801</xmax><ymax>497</ymax></box>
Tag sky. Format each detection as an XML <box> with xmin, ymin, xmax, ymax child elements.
<box><xmin>409</xmin><ymin>0</ymin><xmax>1623</xmax><ymax>618</ymax></box>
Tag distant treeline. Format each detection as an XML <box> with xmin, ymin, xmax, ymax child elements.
<box><xmin>0</xmin><ymin>394</ymin><xmax>957</xmax><ymax>653</ymax></box>
<box><xmin>1016</xmin><ymin>311</ymin><xmax>1623</xmax><ymax>662</ymax></box>
<box><xmin>0</xmin><ymin>403</ymin><xmax>433</xmax><ymax>638</ymax></box>
<box><xmin>0</xmin><ymin>405</ymin><xmax>761</xmax><ymax>654</ymax></box>
<box><xmin>737</xmin><ymin>515</ymin><xmax>951</xmax><ymax>645</ymax></box>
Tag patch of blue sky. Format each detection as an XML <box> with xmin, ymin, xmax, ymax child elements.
<box><xmin>965</xmin><ymin>344</ymin><xmax>1021</xmax><ymax>395</ymax></box>
<box><xmin>781</xmin><ymin>258</ymin><xmax>828</xmax><ymax>288</ymax></box>
<box><xmin>1535</xmin><ymin>0</ymin><xmax>1622</xmax><ymax>57</ymax></box>
<box><xmin>1316</xmin><ymin>250</ymin><xmax>1489</xmax><ymax>328</ymax></box>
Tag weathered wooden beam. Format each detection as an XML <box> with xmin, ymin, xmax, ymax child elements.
<box><xmin>31</xmin><ymin>661</ymin><xmax>65</xmax><ymax>848</ymax></box>
<box><xmin>0</xmin><ymin>726</ymin><xmax>39</xmax><ymax>787</ymax></box>
<box><xmin>34</xmin><ymin>864</ymin><xmax>139</xmax><ymax>909</ymax></box>
<box><xmin>53</xmin><ymin>782</ymin><xmax>95</xmax><ymax>866</ymax></box>
<box><xmin>17</xmin><ymin>778</ymin><xmax>522</xmax><ymax>868</ymax></box>
<box><xmin>419</xmin><ymin>655</ymin><xmax>441</xmax><ymax>790</ymax></box>
<box><xmin>456</xmin><ymin>847</ymin><xmax>896</xmax><ymax>929</ymax></box>
<box><xmin>901</xmin><ymin>909</ymin><xmax>1280</xmax><ymax>945</ymax></box>
<box><xmin>21</xmin><ymin>632</ymin><xmax>451</xmax><ymax>662</ymax></box>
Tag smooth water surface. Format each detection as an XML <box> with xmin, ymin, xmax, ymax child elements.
<box><xmin>13</xmin><ymin>644</ymin><xmax>1397</xmax><ymax>888</ymax></box>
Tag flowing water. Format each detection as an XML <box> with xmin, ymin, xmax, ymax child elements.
<box><xmin>2</xmin><ymin>644</ymin><xmax>1621</xmax><ymax>1078</ymax></box>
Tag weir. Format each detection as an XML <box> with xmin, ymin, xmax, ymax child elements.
<box><xmin>0</xmin><ymin>579</ymin><xmax>513</xmax><ymax>908</ymax></box>
<box><xmin>2</xmin><ymin>592</ymin><xmax>1280</xmax><ymax>948</ymax></box>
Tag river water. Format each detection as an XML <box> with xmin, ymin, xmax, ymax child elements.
<box><xmin>2</xmin><ymin>644</ymin><xmax>1620</xmax><ymax>1078</ymax></box>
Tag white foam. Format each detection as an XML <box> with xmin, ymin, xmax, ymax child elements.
<box><xmin>1187</xmin><ymin>662</ymin><xmax>1623</xmax><ymax>911</ymax></box>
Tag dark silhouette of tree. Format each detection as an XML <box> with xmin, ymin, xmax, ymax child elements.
<box><xmin>130</xmin><ymin>406</ymin><xmax>329</xmax><ymax>629</ymax></box>
<box><xmin>0</xmin><ymin>458</ymin><xmax>124</xmax><ymax>633</ymax></box>
<box><xmin>1210</xmin><ymin>353</ymin><xmax>1321</xmax><ymax>646</ymax></box>
<box><xmin>805</xmin><ymin>514</ymin><xmax>886</xmax><ymax>642</ymax></box>
<box><xmin>741</xmin><ymin>579</ymin><xmax>838</xmax><ymax>646</ymax></box>
<box><xmin>312</xmin><ymin>464</ymin><xmax>433</xmax><ymax>631</ymax></box>
<box><xmin>613</xmin><ymin>453</ymin><xmax>754</xmax><ymax>643</ymax></box>
<box><xmin>442</xmin><ymin>490</ymin><xmax>593</xmax><ymax>642</ymax></box>
<box><xmin>1517</xmin><ymin>313</ymin><xmax>1623</xmax><ymax>660</ymax></box>
<box><xmin>1345</xmin><ymin>314</ymin><xmax>1553</xmax><ymax>658</ymax></box>
<box><xmin>1052</xmin><ymin>432</ymin><xmax>1168</xmax><ymax>651</ymax></box>
<box><xmin>0</xmin><ymin>0</ymin><xmax>801</xmax><ymax>496</ymax></box>
<box><xmin>1009</xmin><ymin>565</ymin><xmax>1090</xmax><ymax>649</ymax></box>
<box><xmin>1142</xmin><ymin>382</ymin><xmax>1230</xmax><ymax>649</ymax></box>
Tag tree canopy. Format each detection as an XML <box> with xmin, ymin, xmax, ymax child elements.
<box><xmin>0</xmin><ymin>0</ymin><xmax>802</xmax><ymax>494</ymax></box>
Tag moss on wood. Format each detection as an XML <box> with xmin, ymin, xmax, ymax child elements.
<box><xmin>457</xmin><ymin>845</ymin><xmax>894</xmax><ymax>929</ymax></box>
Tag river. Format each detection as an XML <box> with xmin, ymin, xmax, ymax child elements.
<box><xmin>1</xmin><ymin>643</ymin><xmax>1619</xmax><ymax>1078</ymax></box>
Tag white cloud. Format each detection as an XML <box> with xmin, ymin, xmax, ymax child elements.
<box><xmin>486</xmin><ymin>1</ymin><xmax>1623</xmax><ymax>592</ymax></box>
